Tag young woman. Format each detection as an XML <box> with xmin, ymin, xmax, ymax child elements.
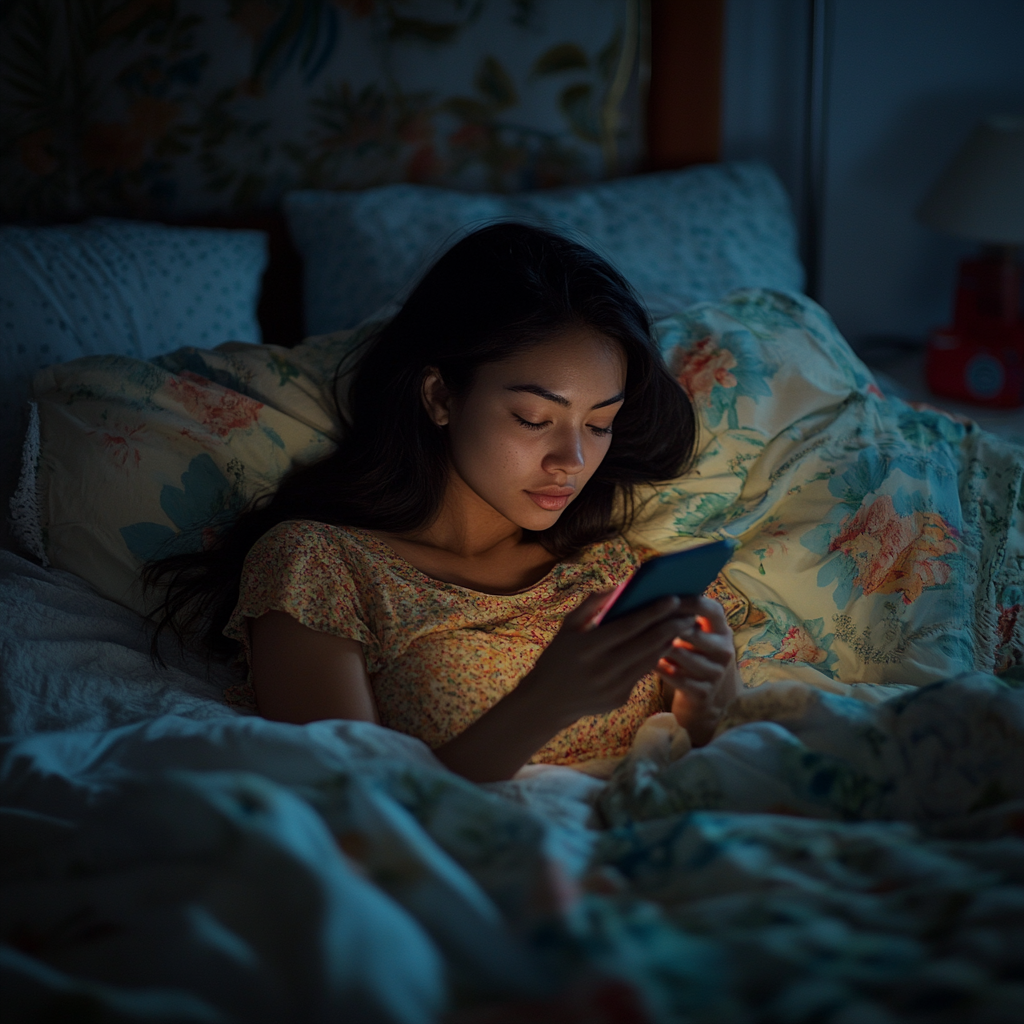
<box><xmin>149</xmin><ymin>223</ymin><xmax>740</xmax><ymax>782</ymax></box>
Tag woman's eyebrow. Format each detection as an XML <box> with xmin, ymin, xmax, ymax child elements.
<box><xmin>505</xmin><ymin>384</ymin><xmax>625</xmax><ymax>410</ymax></box>
<box><xmin>505</xmin><ymin>384</ymin><xmax>570</xmax><ymax>406</ymax></box>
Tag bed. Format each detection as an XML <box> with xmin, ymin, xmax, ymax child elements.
<box><xmin>3</xmin><ymin>6</ymin><xmax>1024</xmax><ymax>1022</ymax></box>
<box><xmin>1</xmin><ymin>552</ymin><xmax>1021</xmax><ymax>1022</ymax></box>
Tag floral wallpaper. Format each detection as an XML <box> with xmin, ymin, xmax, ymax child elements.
<box><xmin>0</xmin><ymin>0</ymin><xmax>645</xmax><ymax>219</ymax></box>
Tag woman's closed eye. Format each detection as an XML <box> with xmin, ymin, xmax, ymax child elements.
<box><xmin>513</xmin><ymin>413</ymin><xmax>613</xmax><ymax>438</ymax></box>
<box><xmin>513</xmin><ymin>413</ymin><xmax>548</xmax><ymax>430</ymax></box>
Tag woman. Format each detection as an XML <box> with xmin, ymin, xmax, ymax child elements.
<box><xmin>149</xmin><ymin>223</ymin><xmax>740</xmax><ymax>782</ymax></box>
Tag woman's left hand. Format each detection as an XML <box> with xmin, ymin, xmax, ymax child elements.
<box><xmin>656</xmin><ymin>595</ymin><xmax>740</xmax><ymax>746</ymax></box>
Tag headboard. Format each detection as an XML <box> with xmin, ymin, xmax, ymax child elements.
<box><xmin>0</xmin><ymin>0</ymin><xmax>724</xmax><ymax>346</ymax></box>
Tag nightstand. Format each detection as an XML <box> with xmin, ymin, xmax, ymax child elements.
<box><xmin>855</xmin><ymin>337</ymin><xmax>1024</xmax><ymax>445</ymax></box>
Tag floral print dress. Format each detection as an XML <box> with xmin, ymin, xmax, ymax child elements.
<box><xmin>223</xmin><ymin>520</ymin><xmax>670</xmax><ymax>765</ymax></box>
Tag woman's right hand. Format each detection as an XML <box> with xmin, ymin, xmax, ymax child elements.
<box><xmin>520</xmin><ymin>590</ymin><xmax>697</xmax><ymax>726</ymax></box>
<box><xmin>434</xmin><ymin>591</ymin><xmax>697</xmax><ymax>783</ymax></box>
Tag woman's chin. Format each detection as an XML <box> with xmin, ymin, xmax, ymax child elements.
<box><xmin>485</xmin><ymin>491</ymin><xmax>574</xmax><ymax>533</ymax></box>
<box><xmin>514</xmin><ymin>504</ymin><xmax>567</xmax><ymax>532</ymax></box>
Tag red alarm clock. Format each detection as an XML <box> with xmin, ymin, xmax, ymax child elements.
<box><xmin>926</xmin><ymin>254</ymin><xmax>1024</xmax><ymax>409</ymax></box>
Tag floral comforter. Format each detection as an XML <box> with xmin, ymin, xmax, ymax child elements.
<box><xmin>1</xmin><ymin>636</ymin><xmax>1022</xmax><ymax>1022</ymax></box>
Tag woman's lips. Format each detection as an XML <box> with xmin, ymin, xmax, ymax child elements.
<box><xmin>525</xmin><ymin>490</ymin><xmax>573</xmax><ymax>511</ymax></box>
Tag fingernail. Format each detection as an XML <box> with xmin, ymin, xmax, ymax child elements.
<box><xmin>673</xmin><ymin>637</ymin><xmax>696</xmax><ymax>651</ymax></box>
<box><xmin>658</xmin><ymin>658</ymin><xmax>677</xmax><ymax>675</ymax></box>
<box><xmin>696</xmin><ymin>615</ymin><xmax>712</xmax><ymax>633</ymax></box>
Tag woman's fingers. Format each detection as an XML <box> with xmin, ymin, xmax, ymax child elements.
<box><xmin>552</xmin><ymin>591</ymin><xmax>737</xmax><ymax>718</ymax></box>
<box><xmin>660</xmin><ymin>631</ymin><xmax>734</xmax><ymax>684</ymax></box>
<box><xmin>671</xmin><ymin>628</ymin><xmax>733</xmax><ymax>665</ymax></box>
<box><xmin>587</xmin><ymin>599</ymin><xmax>694</xmax><ymax>653</ymax></box>
<box><xmin>621</xmin><ymin>613</ymin><xmax>701</xmax><ymax>664</ymax></box>
<box><xmin>659</xmin><ymin>651</ymin><xmax>722</xmax><ymax>684</ymax></box>
<box><xmin>586</xmin><ymin>614</ymin><xmax>697</xmax><ymax>694</ymax></box>
<box><xmin>660</xmin><ymin>675</ymin><xmax>718</xmax><ymax>716</ymax></box>
<box><xmin>693</xmin><ymin>596</ymin><xmax>730</xmax><ymax>635</ymax></box>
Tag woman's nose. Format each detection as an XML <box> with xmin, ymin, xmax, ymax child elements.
<box><xmin>543</xmin><ymin>429</ymin><xmax>586</xmax><ymax>476</ymax></box>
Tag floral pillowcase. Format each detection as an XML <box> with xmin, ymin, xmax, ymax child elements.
<box><xmin>25</xmin><ymin>322</ymin><xmax>375</xmax><ymax>615</ymax></box>
<box><xmin>20</xmin><ymin>289</ymin><xmax>1023</xmax><ymax>691</ymax></box>
<box><xmin>626</xmin><ymin>289</ymin><xmax>1023</xmax><ymax>693</ymax></box>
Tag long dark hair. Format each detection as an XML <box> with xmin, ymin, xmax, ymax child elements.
<box><xmin>146</xmin><ymin>222</ymin><xmax>697</xmax><ymax>656</ymax></box>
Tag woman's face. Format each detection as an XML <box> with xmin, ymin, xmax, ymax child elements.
<box><xmin>423</xmin><ymin>328</ymin><xmax>627</xmax><ymax>532</ymax></box>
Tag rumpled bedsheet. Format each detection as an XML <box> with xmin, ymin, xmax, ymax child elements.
<box><xmin>2</xmin><ymin>552</ymin><xmax>1023</xmax><ymax>1023</ymax></box>
<box><xmin>0</xmin><ymin>551</ymin><xmax>238</xmax><ymax>735</ymax></box>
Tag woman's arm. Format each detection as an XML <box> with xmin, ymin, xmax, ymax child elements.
<box><xmin>249</xmin><ymin>611</ymin><xmax>380</xmax><ymax>725</ymax></box>
<box><xmin>250</xmin><ymin>595</ymin><xmax>702</xmax><ymax>783</ymax></box>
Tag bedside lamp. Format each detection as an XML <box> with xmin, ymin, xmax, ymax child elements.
<box><xmin>917</xmin><ymin>114</ymin><xmax>1024</xmax><ymax>408</ymax></box>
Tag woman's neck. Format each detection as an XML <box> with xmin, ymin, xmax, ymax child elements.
<box><xmin>402</xmin><ymin>469</ymin><xmax>524</xmax><ymax>560</ymax></box>
<box><xmin>369</xmin><ymin>470</ymin><xmax>557</xmax><ymax>593</ymax></box>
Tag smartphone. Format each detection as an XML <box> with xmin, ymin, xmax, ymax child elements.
<box><xmin>593</xmin><ymin>539</ymin><xmax>738</xmax><ymax>626</ymax></box>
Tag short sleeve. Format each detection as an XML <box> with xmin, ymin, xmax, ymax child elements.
<box><xmin>223</xmin><ymin>520</ymin><xmax>378</xmax><ymax>669</ymax></box>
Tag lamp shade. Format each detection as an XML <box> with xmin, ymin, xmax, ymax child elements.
<box><xmin>917</xmin><ymin>114</ymin><xmax>1024</xmax><ymax>244</ymax></box>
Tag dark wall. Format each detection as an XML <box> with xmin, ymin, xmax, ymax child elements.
<box><xmin>723</xmin><ymin>0</ymin><xmax>1024</xmax><ymax>346</ymax></box>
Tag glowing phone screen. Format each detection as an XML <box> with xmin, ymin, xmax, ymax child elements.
<box><xmin>595</xmin><ymin>539</ymin><xmax>737</xmax><ymax>626</ymax></box>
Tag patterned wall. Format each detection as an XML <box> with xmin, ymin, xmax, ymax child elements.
<box><xmin>0</xmin><ymin>0</ymin><xmax>645</xmax><ymax>220</ymax></box>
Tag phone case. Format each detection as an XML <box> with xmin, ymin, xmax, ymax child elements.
<box><xmin>595</xmin><ymin>539</ymin><xmax>737</xmax><ymax>625</ymax></box>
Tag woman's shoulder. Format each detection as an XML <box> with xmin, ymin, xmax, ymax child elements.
<box><xmin>577</xmin><ymin>535</ymin><xmax>653</xmax><ymax>565</ymax></box>
<box><xmin>553</xmin><ymin>535</ymin><xmax>648</xmax><ymax>589</ymax></box>
<box><xmin>227</xmin><ymin>520</ymin><xmax>382</xmax><ymax>659</ymax></box>
<box><xmin>247</xmin><ymin>519</ymin><xmax>378</xmax><ymax>572</ymax></box>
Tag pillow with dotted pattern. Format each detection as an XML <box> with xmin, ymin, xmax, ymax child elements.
<box><xmin>0</xmin><ymin>219</ymin><xmax>267</xmax><ymax>526</ymax></box>
<box><xmin>284</xmin><ymin>161</ymin><xmax>804</xmax><ymax>334</ymax></box>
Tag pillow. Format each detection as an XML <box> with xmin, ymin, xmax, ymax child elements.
<box><xmin>22</xmin><ymin>320</ymin><xmax>377</xmax><ymax>613</ymax></box>
<box><xmin>284</xmin><ymin>161</ymin><xmax>804</xmax><ymax>333</ymax></box>
<box><xmin>0</xmin><ymin>219</ymin><xmax>268</xmax><ymax>525</ymax></box>
<box><xmin>625</xmin><ymin>289</ymin><xmax>1023</xmax><ymax>691</ymax></box>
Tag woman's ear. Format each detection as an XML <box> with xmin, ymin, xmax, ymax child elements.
<box><xmin>421</xmin><ymin>368</ymin><xmax>451</xmax><ymax>426</ymax></box>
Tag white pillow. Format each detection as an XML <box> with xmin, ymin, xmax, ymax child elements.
<box><xmin>284</xmin><ymin>161</ymin><xmax>804</xmax><ymax>333</ymax></box>
<box><xmin>0</xmin><ymin>219</ymin><xmax>267</xmax><ymax>532</ymax></box>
